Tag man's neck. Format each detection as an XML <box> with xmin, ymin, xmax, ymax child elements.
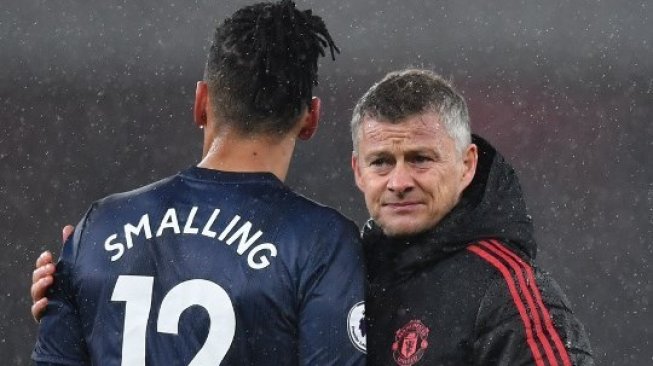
<box><xmin>197</xmin><ymin>130</ymin><xmax>296</xmax><ymax>182</ymax></box>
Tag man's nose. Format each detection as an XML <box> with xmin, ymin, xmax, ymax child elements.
<box><xmin>387</xmin><ymin>162</ymin><xmax>414</xmax><ymax>194</ymax></box>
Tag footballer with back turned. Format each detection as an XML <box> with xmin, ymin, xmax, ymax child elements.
<box><xmin>31</xmin><ymin>1</ymin><xmax>366</xmax><ymax>365</ymax></box>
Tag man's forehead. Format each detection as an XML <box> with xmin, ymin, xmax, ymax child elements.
<box><xmin>361</xmin><ymin>113</ymin><xmax>444</xmax><ymax>142</ymax></box>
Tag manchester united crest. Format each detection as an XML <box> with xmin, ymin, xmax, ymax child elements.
<box><xmin>392</xmin><ymin>319</ymin><xmax>430</xmax><ymax>366</ymax></box>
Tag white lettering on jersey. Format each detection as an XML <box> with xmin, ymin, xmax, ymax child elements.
<box><xmin>125</xmin><ymin>214</ymin><xmax>152</xmax><ymax>249</ymax></box>
<box><xmin>218</xmin><ymin>215</ymin><xmax>240</xmax><ymax>241</ymax></box>
<box><xmin>105</xmin><ymin>234</ymin><xmax>124</xmax><ymax>262</ymax></box>
<box><xmin>104</xmin><ymin>207</ymin><xmax>277</xmax><ymax>269</ymax></box>
<box><xmin>183</xmin><ymin>206</ymin><xmax>200</xmax><ymax>234</ymax></box>
<box><xmin>201</xmin><ymin>209</ymin><xmax>220</xmax><ymax>238</ymax></box>
<box><xmin>156</xmin><ymin>208</ymin><xmax>181</xmax><ymax>236</ymax></box>
<box><xmin>227</xmin><ymin>221</ymin><xmax>263</xmax><ymax>255</ymax></box>
<box><xmin>247</xmin><ymin>243</ymin><xmax>277</xmax><ymax>270</ymax></box>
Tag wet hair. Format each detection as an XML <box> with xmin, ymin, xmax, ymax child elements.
<box><xmin>204</xmin><ymin>0</ymin><xmax>339</xmax><ymax>136</ymax></box>
<box><xmin>351</xmin><ymin>69</ymin><xmax>471</xmax><ymax>154</ymax></box>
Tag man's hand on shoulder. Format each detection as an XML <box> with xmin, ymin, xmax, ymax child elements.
<box><xmin>30</xmin><ymin>225</ymin><xmax>74</xmax><ymax>322</ymax></box>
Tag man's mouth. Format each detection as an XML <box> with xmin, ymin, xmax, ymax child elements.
<box><xmin>382</xmin><ymin>201</ymin><xmax>423</xmax><ymax>211</ymax></box>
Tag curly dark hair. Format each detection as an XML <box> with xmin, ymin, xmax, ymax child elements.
<box><xmin>204</xmin><ymin>0</ymin><xmax>339</xmax><ymax>136</ymax></box>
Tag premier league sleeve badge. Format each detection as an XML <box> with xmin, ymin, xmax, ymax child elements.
<box><xmin>347</xmin><ymin>301</ymin><xmax>367</xmax><ymax>353</ymax></box>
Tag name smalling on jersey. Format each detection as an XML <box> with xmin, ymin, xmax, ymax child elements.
<box><xmin>104</xmin><ymin>206</ymin><xmax>277</xmax><ymax>270</ymax></box>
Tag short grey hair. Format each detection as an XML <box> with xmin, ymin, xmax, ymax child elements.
<box><xmin>351</xmin><ymin>69</ymin><xmax>471</xmax><ymax>155</ymax></box>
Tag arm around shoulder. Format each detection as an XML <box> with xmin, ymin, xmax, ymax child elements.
<box><xmin>32</xmin><ymin>216</ymin><xmax>93</xmax><ymax>365</ymax></box>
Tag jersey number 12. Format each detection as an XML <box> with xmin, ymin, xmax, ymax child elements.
<box><xmin>111</xmin><ymin>275</ymin><xmax>236</xmax><ymax>366</ymax></box>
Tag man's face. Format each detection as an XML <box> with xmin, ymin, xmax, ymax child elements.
<box><xmin>352</xmin><ymin>112</ymin><xmax>477</xmax><ymax>237</ymax></box>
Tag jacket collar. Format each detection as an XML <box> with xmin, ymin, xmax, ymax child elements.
<box><xmin>362</xmin><ymin>135</ymin><xmax>537</xmax><ymax>278</ymax></box>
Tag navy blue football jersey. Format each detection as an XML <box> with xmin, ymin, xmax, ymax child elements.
<box><xmin>33</xmin><ymin>167</ymin><xmax>366</xmax><ymax>366</ymax></box>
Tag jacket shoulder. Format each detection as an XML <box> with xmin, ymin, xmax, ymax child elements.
<box><xmin>466</xmin><ymin>239</ymin><xmax>594</xmax><ymax>365</ymax></box>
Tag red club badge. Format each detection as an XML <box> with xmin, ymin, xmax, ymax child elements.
<box><xmin>392</xmin><ymin>319</ymin><xmax>430</xmax><ymax>366</ymax></box>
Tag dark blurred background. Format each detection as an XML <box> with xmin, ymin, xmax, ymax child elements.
<box><xmin>1</xmin><ymin>0</ymin><xmax>651</xmax><ymax>364</ymax></box>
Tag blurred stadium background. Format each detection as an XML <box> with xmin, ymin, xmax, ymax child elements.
<box><xmin>1</xmin><ymin>1</ymin><xmax>650</xmax><ymax>364</ymax></box>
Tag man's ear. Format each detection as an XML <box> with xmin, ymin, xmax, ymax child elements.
<box><xmin>194</xmin><ymin>81</ymin><xmax>209</xmax><ymax>128</ymax></box>
<box><xmin>460</xmin><ymin>143</ymin><xmax>478</xmax><ymax>191</ymax></box>
<box><xmin>298</xmin><ymin>97</ymin><xmax>321</xmax><ymax>140</ymax></box>
<box><xmin>351</xmin><ymin>153</ymin><xmax>365</xmax><ymax>192</ymax></box>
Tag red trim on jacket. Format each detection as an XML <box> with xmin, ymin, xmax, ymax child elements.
<box><xmin>468</xmin><ymin>241</ymin><xmax>572</xmax><ymax>366</ymax></box>
<box><xmin>478</xmin><ymin>241</ymin><xmax>560</xmax><ymax>366</ymax></box>
<box><xmin>485</xmin><ymin>239</ymin><xmax>573</xmax><ymax>366</ymax></box>
<box><xmin>467</xmin><ymin>244</ymin><xmax>546</xmax><ymax>366</ymax></box>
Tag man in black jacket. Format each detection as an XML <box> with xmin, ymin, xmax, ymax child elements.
<box><xmin>351</xmin><ymin>69</ymin><xmax>594</xmax><ymax>365</ymax></box>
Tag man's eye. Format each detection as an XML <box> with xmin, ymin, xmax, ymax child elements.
<box><xmin>412</xmin><ymin>155</ymin><xmax>433</xmax><ymax>164</ymax></box>
<box><xmin>369</xmin><ymin>158</ymin><xmax>390</xmax><ymax>168</ymax></box>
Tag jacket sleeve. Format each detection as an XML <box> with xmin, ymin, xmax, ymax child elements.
<box><xmin>472</xmin><ymin>267</ymin><xmax>594</xmax><ymax>366</ymax></box>
<box><xmin>32</xmin><ymin>218</ymin><xmax>91</xmax><ymax>365</ymax></box>
<box><xmin>297</xmin><ymin>217</ymin><xmax>366</xmax><ymax>366</ymax></box>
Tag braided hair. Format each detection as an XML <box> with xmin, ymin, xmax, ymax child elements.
<box><xmin>205</xmin><ymin>0</ymin><xmax>339</xmax><ymax>136</ymax></box>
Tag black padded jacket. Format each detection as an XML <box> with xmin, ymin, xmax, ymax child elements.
<box><xmin>363</xmin><ymin>136</ymin><xmax>594</xmax><ymax>366</ymax></box>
